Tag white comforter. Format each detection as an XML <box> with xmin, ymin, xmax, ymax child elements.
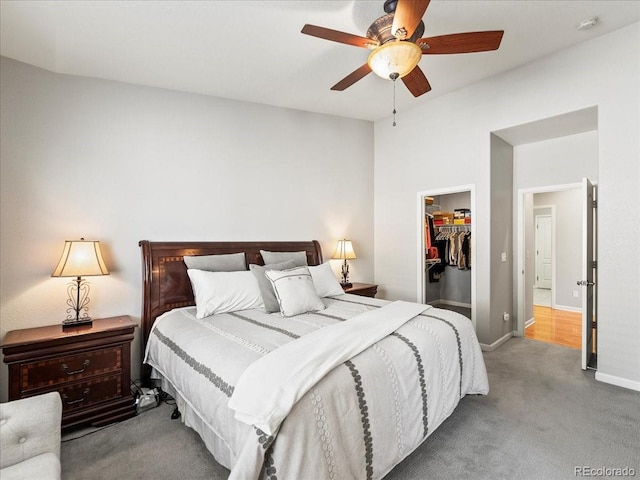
<box><xmin>144</xmin><ymin>294</ymin><xmax>489</xmax><ymax>480</ymax></box>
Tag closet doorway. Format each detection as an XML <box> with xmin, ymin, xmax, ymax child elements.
<box><xmin>417</xmin><ymin>185</ymin><xmax>476</xmax><ymax>329</ymax></box>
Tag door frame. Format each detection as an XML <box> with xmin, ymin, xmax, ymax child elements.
<box><xmin>417</xmin><ymin>184</ymin><xmax>476</xmax><ymax>330</ymax></box>
<box><xmin>581</xmin><ymin>177</ymin><xmax>597</xmax><ymax>370</ymax></box>
<box><xmin>516</xmin><ymin>182</ymin><xmax>591</xmax><ymax>336</ymax></box>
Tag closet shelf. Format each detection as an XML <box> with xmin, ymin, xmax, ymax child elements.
<box><xmin>425</xmin><ymin>204</ymin><xmax>441</xmax><ymax>214</ymax></box>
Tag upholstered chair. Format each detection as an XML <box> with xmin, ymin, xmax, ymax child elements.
<box><xmin>0</xmin><ymin>392</ymin><xmax>62</xmax><ymax>480</ymax></box>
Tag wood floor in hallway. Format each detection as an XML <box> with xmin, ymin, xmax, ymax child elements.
<box><xmin>525</xmin><ymin>306</ymin><xmax>582</xmax><ymax>349</ymax></box>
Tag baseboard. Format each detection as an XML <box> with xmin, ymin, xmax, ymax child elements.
<box><xmin>432</xmin><ymin>300</ymin><xmax>472</xmax><ymax>309</ymax></box>
<box><xmin>525</xmin><ymin>317</ymin><xmax>535</xmax><ymax>329</ymax></box>
<box><xmin>595</xmin><ymin>372</ymin><xmax>640</xmax><ymax>392</ymax></box>
<box><xmin>480</xmin><ymin>331</ymin><xmax>513</xmax><ymax>352</ymax></box>
<box><xmin>552</xmin><ymin>304</ymin><xmax>581</xmax><ymax>313</ymax></box>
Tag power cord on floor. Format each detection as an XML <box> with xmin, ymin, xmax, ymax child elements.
<box><xmin>62</xmin><ymin>423</ymin><xmax>114</xmax><ymax>443</ymax></box>
<box><xmin>158</xmin><ymin>389</ymin><xmax>176</xmax><ymax>406</ymax></box>
<box><xmin>158</xmin><ymin>390</ymin><xmax>180</xmax><ymax>419</ymax></box>
<box><xmin>130</xmin><ymin>378</ymin><xmax>180</xmax><ymax>419</ymax></box>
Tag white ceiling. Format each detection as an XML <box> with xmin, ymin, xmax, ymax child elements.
<box><xmin>1</xmin><ymin>1</ymin><xmax>638</xmax><ymax>121</ymax></box>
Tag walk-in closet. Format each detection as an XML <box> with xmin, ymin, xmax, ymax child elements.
<box><xmin>424</xmin><ymin>191</ymin><xmax>472</xmax><ymax>318</ymax></box>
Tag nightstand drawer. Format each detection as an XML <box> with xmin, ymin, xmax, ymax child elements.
<box><xmin>19</xmin><ymin>347</ymin><xmax>123</xmax><ymax>392</ymax></box>
<box><xmin>58</xmin><ymin>374</ymin><xmax>123</xmax><ymax>413</ymax></box>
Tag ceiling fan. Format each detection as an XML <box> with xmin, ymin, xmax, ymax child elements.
<box><xmin>301</xmin><ymin>0</ymin><xmax>504</xmax><ymax>97</ymax></box>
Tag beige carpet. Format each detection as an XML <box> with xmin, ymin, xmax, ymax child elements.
<box><xmin>61</xmin><ymin>338</ymin><xmax>640</xmax><ymax>479</ymax></box>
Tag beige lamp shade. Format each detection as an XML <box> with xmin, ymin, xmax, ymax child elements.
<box><xmin>367</xmin><ymin>41</ymin><xmax>422</xmax><ymax>80</ymax></box>
<box><xmin>51</xmin><ymin>239</ymin><xmax>109</xmax><ymax>277</ymax></box>
<box><xmin>332</xmin><ymin>239</ymin><xmax>357</xmax><ymax>260</ymax></box>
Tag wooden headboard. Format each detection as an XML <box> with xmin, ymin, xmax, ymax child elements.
<box><xmin>138</xmin><ymin>240</ymin><xmax>323</xmax><ymax>347</ymax></box>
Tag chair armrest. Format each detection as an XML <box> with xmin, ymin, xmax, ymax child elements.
<box><xmin>0</xmin><ymin>392</ymin><xmax>62</xmax><ymax>469</ymax></box>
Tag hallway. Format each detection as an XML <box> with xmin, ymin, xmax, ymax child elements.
<box><xmin>525</xmin><ymin>305</ymin><xmax>581</xmax><ymax>349</ymax></box>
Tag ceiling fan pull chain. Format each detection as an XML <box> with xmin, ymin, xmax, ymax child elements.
<box><xmin>391</xmin><ymin>72</ymin><xmax>398</xmax><ymax>127</ymax></box>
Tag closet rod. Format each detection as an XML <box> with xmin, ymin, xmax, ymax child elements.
<box><xmin>435</xmin><ymin>225</ymin><xmax>471</xmax><ymax>232</ymax></box>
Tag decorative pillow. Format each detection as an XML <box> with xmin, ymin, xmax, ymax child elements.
<box><xmin>309</xmin><ymin>262</ymin><xmax>345</xmax><ymax>297</ymax></box>
<box><xmin>187</xmin><ymin>269</ymin><xmax>263</xmax><ymax>319</ymax></box>
<box><xmin>183</xmin><ymin>252</ymin><xmax>246</xmax><ymax>271</ymax></box>
<box><xmin>249</xmin><ymin>260</ymin><xmax>296</xmax><ymax>313</ymax></box>
<box><xmin>265</xmin><ymin>267</ymin><xmax>325</xmax><ymax>317</ymax></box>
<box><xmin>260</xmin><ymin>250</ymin><xmax>308</xmax><ymax>267</ymax></box>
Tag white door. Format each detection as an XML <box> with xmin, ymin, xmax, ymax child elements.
<box><xmin>579</xmin><ymin>178</ymin><xmax>596</xmax><ymax>370</ymax></box>
<box><xmin>535</xmin><ymin>215</ymin><xmax>552</xmax><ymax>289</ymax></box>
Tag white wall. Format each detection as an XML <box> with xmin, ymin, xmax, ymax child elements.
<box><xmin>0</xmin><ymin>57</ymin><xmax>375</xmax><ymax>400</ymax></box>
<box><xmin>489</xmin><ymin>134</ymin><xmax>514</xmax><ymax>342</ymax></box>
<box><xmin>374</xmin><ymin>23</ymin><xmax>640</xmax><ymax>389</ymax></box>
<box><xmin>514</xmin><ymin>131</ymin><xmax>598</xmax><ymax>189</ymax></box>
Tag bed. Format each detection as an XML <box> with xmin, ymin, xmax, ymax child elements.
<box><xmin>140</xmin><ymin>240</ymin><xmax>489</xmax><ymax>480</ymax></box>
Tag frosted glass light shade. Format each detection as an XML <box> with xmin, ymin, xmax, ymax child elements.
<box><xmin>332</xmin><ymin>240</ymin><xmax>357</xmax><ymax>260</ymax></box>
<box><xmin>367</xmin><ymin>41</ymin><xmax>422</xmax><ymax>80</ymax></box>
<box><xmin>52</xmin><ymin>240</ymin><xmax>109</xmax><ymax>277</ymax></box>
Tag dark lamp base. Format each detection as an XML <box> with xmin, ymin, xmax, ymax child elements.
<box><xmin>63</xmin><ymin>317</ymin><xmax>93</xmax><ymax>329</ymax></box>
<box><xmin>341</xmin><ymin>282</ymin><xmax>353</xmax><ymax>288</ymax></box>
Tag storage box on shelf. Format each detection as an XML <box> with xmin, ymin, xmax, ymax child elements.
<box><xmin>433</xmin><ymin>212</ymin><xmax>454</xmax><ymax>226</ymax></box>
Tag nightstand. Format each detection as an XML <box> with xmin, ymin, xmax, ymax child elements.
<box><xmin>343</xmin><ymin>282</ymin><xmax>378</xmax><ymax>298</ymax></box>
<box><xmin>1</xmin><ymin>315</ymin><xmax>136</xmax><ymax>430</ymax></box>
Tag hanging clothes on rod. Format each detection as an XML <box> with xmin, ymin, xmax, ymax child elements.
<box><xmin>425</xmin><ymin>213</ymin><xmax>437</xmax><ymax>259</ymax></box>
<box><xmin>433</xmin><ymin>226</ymin><xmax>472</xmax><ymax>271</ymax></box>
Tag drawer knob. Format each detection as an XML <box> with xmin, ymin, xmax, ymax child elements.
<box><xmin>62</xmin><ymin>388</ymin><xmax>90</xmax><ymax>405</ymax></box>
<box><xmin>61</xmin><ymin>359</ymin><xmax>90</xmax><ymax>375</ymax></box>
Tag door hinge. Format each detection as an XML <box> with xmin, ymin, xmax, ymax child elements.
<box><xmin>593</xmin><ymin>200</ymin><xmax>597</xmax><ymax>208</ymax></box>
<box><xmin>593</xmin><ymin>260</ymin><xmax>597</xmax><ymax>269</ymax></box>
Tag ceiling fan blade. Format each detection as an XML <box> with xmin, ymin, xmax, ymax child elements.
<box><xmin>401</xmin><ymin>66</ymin><xmax>432</xmax><ymax>97</ymax></box>
<box><xmin>331</xmin><ymin>64</ymin><xmax>372</xmax><ymax>91</ymax></box>
<box><xmin>418</xmin><ymin>31</ymin><xmax>504</xmax><ymax>54</ymax></box>
<box><xmin>392</xmin><ymin>0</ymin><xmax>431</xmax><ymax>39</ymax></box>
<box><xmin>301</xmin><ymin>24</ymin><xmax>378</xmax><ymax>49</ymax></box>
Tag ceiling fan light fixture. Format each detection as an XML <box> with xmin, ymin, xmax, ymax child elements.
<box><xmin>367</xmin><ymin>41</ymin><xmax>422</xmax><ymax>80</ymax></box>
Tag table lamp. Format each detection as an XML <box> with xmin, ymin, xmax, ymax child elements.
<box><xmin>51</xmin><ymin>238</ymin><xmax>109</xmax><ymax>328</ymax></box>
<box><xmin>332</xmin><ymin>239</ymin><xmax>356</xmax><ymax>288</ymax></box>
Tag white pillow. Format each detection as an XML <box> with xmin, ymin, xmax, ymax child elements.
<box><xmin>187</xmin><ymin>269</ymin><xmax>263</xmax><ymax>319</ymax></box>
<box><xmin>249</xmin><ymin>260</ymin><xmax>296</xmax><ymax>313</ymax></box>
<box><xmin>265</xmin><ymin>267</ymin><xmax>325</xmax><ymax>317</ymax></box>
<box><xmin>309</xmin><ymin>262</ymin><xmax>345</xmax><ymax>297</ymax></box>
